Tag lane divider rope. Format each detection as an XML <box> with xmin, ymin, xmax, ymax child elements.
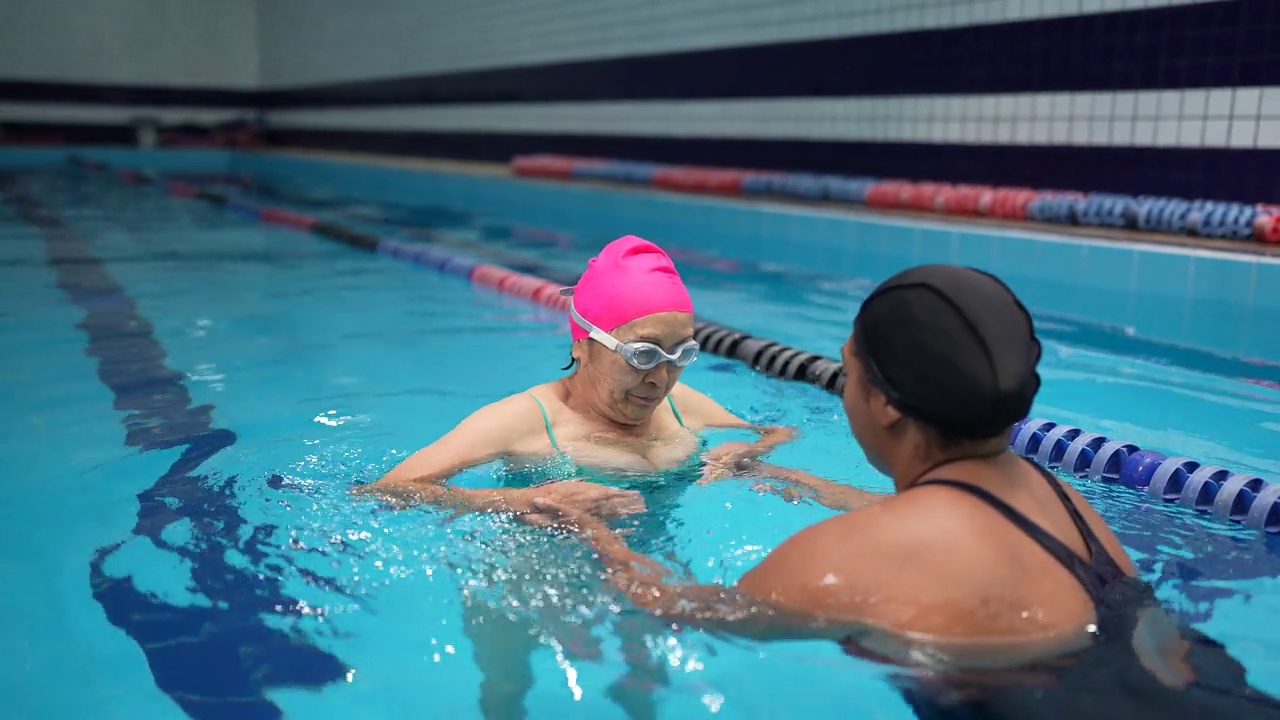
<box><xmin>509</xmin><ymin>154</ymin><xmax>1280</xmax><ymax>246</ymax></box>
<box><xmin>66</xmin><ymin>154</ymin><xmax>1280</xmax><ymax>537</ymax></box>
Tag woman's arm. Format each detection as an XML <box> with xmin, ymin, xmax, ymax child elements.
<box><xmin>749</xmin><ymin>461</ymin><xmax>889</xmax><ymax>513</ymax></box>
<box><xmin>526</xmin><ymin>500</ymin><xmax>858</xmax><ymax>642</ymax></box>
<box><xmin>670</xmin><ymin>383</ymin><xmax>797</xmax><ymax>461</ymax></box>
<box><xmin>353</xmin><ymin>395</ymin><xmax>533</xmax><ymax>508</ymax></box>
<box><xmin>356</xmin><ymin>395</ymin><xmax>647</xmax><ymax>521</ymax></box>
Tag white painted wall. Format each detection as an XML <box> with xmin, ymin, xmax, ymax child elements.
<box><xmin>0</xmin><ymin>0</ymin><xmax>259</xmax><ymax>88</ymax></box>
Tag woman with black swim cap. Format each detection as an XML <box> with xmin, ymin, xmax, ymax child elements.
<box><xmin>527</xmin><ymin>264</ymin><xmax>1280</xmax><ymax>719</ymax></box>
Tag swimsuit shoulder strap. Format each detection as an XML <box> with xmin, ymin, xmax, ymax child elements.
<box><xmin>667</xmin><ymin>394</ymin><xmax>687</xmax><ymax>428</ymax></box>
<box><xmin>527</xmin><ymin>394</ymin><xmax>560</xmax><ymax>450</ymax></box>
<box><xmin>1025</xmin><ymin>459</ymin><xmax>1119</xmax><ymax>570</ymax></box>
<box><xmin>914</xmin><ymin>465</ymin><xmax>1124</xmax><ymax>603</ymax></box>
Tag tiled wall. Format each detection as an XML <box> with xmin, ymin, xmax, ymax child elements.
<box><xmin>6</xmin><ymin>0</ymin><xmax>1279</xmax><ymax>201</ymax></box>
<box><xmin>255</xmin><ymin>0</ymin><xmax>1280</xmax><ymax>202</ymax></box>
<box><xmin>258</xmin><ymin>0</ymin><xmax>1208</xmax><ymax>87</ymax></box>
<box><xmin>0</xmin><ymin>0</ymin><xmax>259</xmax><ymax>142</ymax></box>
<box><xmin>269</xmin><ymin>88</ymin><xmax>1280</xmax><ymax>150</ymax></box>
<box><xmin>0</xmin><ymin>0</ymin><xmax>259</xmax><ymax>89</ymax></box>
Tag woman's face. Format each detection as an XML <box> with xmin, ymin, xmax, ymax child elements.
<box><xmin>841</xmin><ymin>336</ymin><xmax>894</xmax><ymax>476</ymax></box>
<box><xmin>577</xmin><ymin>311</ymin><xmax>695</xmax><ymax>425</ymax></box>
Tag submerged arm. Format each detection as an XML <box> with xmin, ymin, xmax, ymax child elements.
<box><xmin>530</xmin><ymin>501</ymin><xmax>864</xmax><ymax>643</ymax></box>
<box><xmin>749</xmin><ymin>461</ymin><xmax>889</xmax><ymax>513</ymax></box>
<box><xmin>724</xmin><ymin>423</ymin><xmax>797</xmax><ymax>456</ymax></box>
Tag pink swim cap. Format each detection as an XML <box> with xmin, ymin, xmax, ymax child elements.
<box><xmin>568</xmin><ymin>235</ymin><xmax>694</xmax><ymax>341</ymax></box>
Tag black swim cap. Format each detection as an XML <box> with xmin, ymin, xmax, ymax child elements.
<box><xmin>852</xmin><ymin>264</ymin><xmax>1041</xmax><ymax>439</ymax></box>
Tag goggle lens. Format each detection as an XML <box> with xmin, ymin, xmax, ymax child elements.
<box><xmin>623</xmin><ymin>340</ymin><xmax>699</xmax><ymax>370</ymax></box>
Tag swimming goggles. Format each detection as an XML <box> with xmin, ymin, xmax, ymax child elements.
<box><xmin>561</xmin><ymin>288</ymin><xmax>700</xmax><ymax>371</ymax></box>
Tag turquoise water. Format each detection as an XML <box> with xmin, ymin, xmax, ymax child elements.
<box><xmin>2</xmin><ymin>156</ymin><xmax>1280</xmax><ymax>720</ymax></box>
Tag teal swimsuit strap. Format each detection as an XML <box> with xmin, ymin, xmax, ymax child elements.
<box><xmin>667</xmin><ymin>395</ymin><xmax>686</xmax><ymax>428</ymax></box>
<box><xmin>530</xmin><ymin>393</ymin><xmax>684</xmax><ymax>450</ymax></box>
<box><xmin>528</xmin><ymin>394</ymin><xmax>560</xmax><ymax>450</ymax></box>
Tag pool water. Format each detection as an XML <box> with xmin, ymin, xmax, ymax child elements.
<box><xmin>2</xmin><ymin>156</ymin><xmax>1280</xmax><ymax>720</ymax></box>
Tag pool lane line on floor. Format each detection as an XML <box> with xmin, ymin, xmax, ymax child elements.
<box><xmin>66</xmin><ymin>156</ymin><xmax>1280</xmax><ymax>541</ymax></box>
<box><xmin>1</xmin><ymin>172</ymin><xmax>349</xmax><ymax>720</ymax></box>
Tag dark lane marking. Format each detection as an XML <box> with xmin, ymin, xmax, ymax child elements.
<box><xmin>1</xmin><ymin>176</ymin><xmax>347</xmax><ymax>720</ymax></box>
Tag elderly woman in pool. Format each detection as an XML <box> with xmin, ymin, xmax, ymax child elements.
<box><xmin>358</xmin><ymin>235</ymin><xmax>794</xmax><ymax>720</ymax></box>
<box><xmin>360</xmin><ymin>234</ymin><xmax>794</xmax><ymax>515</ymax></box>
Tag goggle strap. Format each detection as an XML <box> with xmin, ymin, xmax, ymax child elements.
<box><xmin>567</xmin><ymin>296</ymin><xmax>621</xmax><ymax>351</ymax></box>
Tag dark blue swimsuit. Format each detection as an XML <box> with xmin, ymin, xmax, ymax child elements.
<box><xmin>854</xmin><ymin>460</ymin><xmax>1280</xmax><ymax>720</ymax></box>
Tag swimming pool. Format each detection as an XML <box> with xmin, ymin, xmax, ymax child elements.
<box><xmin>3</xmin><ymin>148</ymin><xmax>1279</xmax><ymax>720</ymax></box>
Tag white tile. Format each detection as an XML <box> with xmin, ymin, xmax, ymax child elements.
<box><xmin>1178</xmin><ymin>119</ymin><xmax>1204</xmax><ymax>146</ymax></box>
<box><xmin>978</xmin><ymin>121</ymin><xmax>997</xmax><ymax>143</ymax></box>
<box><xmin>1051</xmin><ymin>93</ymin><xmax>1072</xmax><ymax>117</ymax></box>
<box><xmin>1090</xmin><ymin>119</ymin><xmax>1111</xmax><ymax>144</ymax></box>
<box><xmin>1181</xmin><ymin>89</ymin><xmax>1209</xmax><ymax>118</ymax></box>
<box><xmin>969</xmin><ymin>1</ymin><xmax>990</xmax><ymax>25</ymax></box>
<box><xmin>1157</xmin><ymin>90</ymin><xmax>1183</xmax><ymax>117</ymax></box>
<box><xmin>1092</xmin><ymin>93</ymin><xmax>1114</xmax><ymax>118</ymax></box>
<box><xmin>1024</xmin><ymin>0</ymin><xmax>1044</xmax><ymax>16</ymax></box>
<box><xmin>1113</xmin><ymin>92</ymin><xmax>1137</xmax><ymax>117</ymax></box>
<box><xmin>909</xmin><ymin>5</ymin><xmax>928</xmax><ymax>28</ymax></box>
<box><xmin>1034</xmin><ymin>93</ymin><xmax>1055</xmax><ymax>117</ymax></box>
<box><xmin>1013</xmin><ymin>94</ymin><xmax>1036</xmax><ymax>119</ymax></box>
<box><xmin>1081</xmin><ymin>0</ymin><xmax>1104</xmax><ymax>11</ymax></box>
<box><xmin>1069</xmin><ymin>119</ymin><xmax>1090</xmax><ymax>144</ymax></box>
<box><xmin>1155</xmin><ymin>119</ymin><xmax>1180</xmax><ymax>146</ymax></box>
<box><xmin>931</xmin><ymin>97</ymin><xmax>955</xmax><ymax>121</ymax></box>
<box><xmin>1203</xmin><ymin>119</ymin><xmax>1230</xmax><ymax>147</ymax></box>
<box><xmin>1014</xmin><ymin>120</ymin><xmax>1033</xmax><ymax>144</ymax></box>
<box><xmin>943</xmin><ymin>120</ymin><xmax>964</xmax><ymax>142</ymax></box>
<box><xmin>1229</xmin><ymin>118</ymin><xmax>1258</xmax><ymax>148</ymax></box>
<box><xmin>1132</xmin><ymin>119</ymin><xmax>1156</xmax><ymax>145</ymax></box>
<box><xmin>1234</xmin><ymin>87</ymin><xmax>1263</xmax><ymax>118</ymax></box>
<box><xmin>997</xmin><ymin>95</ymin><xmax>1017</xmax><ymax>117</ymax></box>
<box><xmin>1260</xmin><ymin>87</ymin><xmax>1280</xmax><ymax>117</ymax></box>
<box><xmin>1069</xmin><ymin>93</ymin><xmax>1089</xmax><ymax>117</ymax></box>
<box><xmin>980</xmin><ymin>96</ymin><xmax>999</xmax><ymax>118</ymax></box>
<box><xmin>1257</xmin><ymin>120</ymin><xmax>1280</xmax><ymax>148</ymax></box>
<box><xmin>966</xmin><ymin>96</ymin><xmax>983</xmax><ymax>117</ymax></box>
<box><xmin>1207</xmin><ymin>89</ymin><xmax>1235</xmax><ymax>118</ymax></box>
<box><xmin>1135</xmin><ymin>91</ymin><xmax>1160</xmax><ymax>117</ymax></box>
<box><xmin>1050</xmin><ymin>120</ymin><xmax>1071</xmax><ymax>143</ymax></box>
<box><xmin>1031</xmin><ymin>120</ymin><xmax>1051</xmax><ymax>144</ymax></box>
<box><xmin>1111</xmin><ymin>119</ymin><xmax>1134</xmax><ymax>145</ymax></box>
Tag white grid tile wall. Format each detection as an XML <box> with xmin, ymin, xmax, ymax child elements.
<box><xmin>258</xmin><ymin>0</ymin><xmax>1216</xmax><ymax>88</ymax></box>
<box><xmin>266</xmin><ymin>86</ymin><xmax>1280</xmax><ymax>150</ymax></box>
<box><xmin>0</xmin><ymin>0</ymin><xmax>259</xmax><ymax>88</ymax></box>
